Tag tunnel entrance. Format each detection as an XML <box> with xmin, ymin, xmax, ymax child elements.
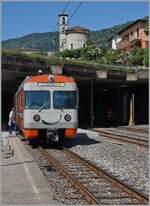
<box><xmin>2</xmin><ymin>78</ymin><xmax>148</xmax><ymax>130</ymax></box>
<box><xmin>2</xmin><ymin>76</ymin><xmax>26</xmax><ymax>131</ymax></box>
<box><xmin>2</xmin><ymin>92</ymin><xmax>14</xmax><ymax>131</ymax></box>
<box><xmin>2</xmin><ymin>61</ymin><xmax>148</xmax><ymax>130</ymax></box>
<box><xmin>93</xmin><ymin>88</ymin><xmax>129</xmax><ymax>127</ymax></box>
<box><xmin>77</xmin><ymin>78</ymin><xmax>148</xmax><ymax>128</ymax></box>
<box><xmin>134</xmin><ymin>84</ymin><xmax>148</xmax><ymax>125</ymax></box>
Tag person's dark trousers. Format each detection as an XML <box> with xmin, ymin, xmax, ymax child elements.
<box><xmin>9</xmin><ymin>122</ymin><xmax>16</xmax><ymax>134</ymax></box>
<box><xmin>9</xmin><ymin>125</ymin><xmax>13</xmax><ymax>134</ymax></box>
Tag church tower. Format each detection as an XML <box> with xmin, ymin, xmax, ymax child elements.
<box><xmin>58</xmin><ymin>14</ymin><xmax>68</xmax><ymax>51</ymax></box>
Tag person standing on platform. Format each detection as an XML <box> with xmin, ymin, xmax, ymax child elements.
<box><xmin>8</xmin><ymin>107</ymin><xmax>16</xmax><ymax>135</ymax></box>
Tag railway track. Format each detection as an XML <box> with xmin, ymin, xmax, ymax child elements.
<box><xmin>39</xmin><ymin>146</ymin><xmax>148</xmax><ymax>205</ymax></box>
<box><xmin>119</xmin><ymin>127</ymin><xmax>148</xmax><ymax>134</ymax></box>
<box><xmin>94</xmin><ymin>130</ymin><xmax>148</xmax><ymax>148</ymax></box>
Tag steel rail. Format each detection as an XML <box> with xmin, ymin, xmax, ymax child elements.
<box><xmin>94</xmin><ymin>130</ymin><xmax>148</xmax><ymax>148</ymax></box>
<box><xmin>38</xmin><ymin>145</ymin><xmax>148</xmax><ymax>205</ymax></box>
<box><xmin>64</xmin><ymin>148</ymin><xmax>149</xmax><ymax>204</ymax></box>
<box><xmin>119</xmin><ymin>127</ymin><xmax>148</xmax><ymax>134</ymax></box>
<box><xmin>38</xmin><ymin>146</ymin><xmax>100</xmax><ymax>204</ymax></box>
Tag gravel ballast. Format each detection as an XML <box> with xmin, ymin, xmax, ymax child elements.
<box><xmin>69</xmin><ymin>129</ymin><xmax>149</xmax><ymax>196</ymax></box>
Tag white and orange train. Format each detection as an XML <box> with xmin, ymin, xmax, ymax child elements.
<box><xmin>14</xmin><ymin>74</ymin><xmax>78</xmax><ymax>145</ymax></box>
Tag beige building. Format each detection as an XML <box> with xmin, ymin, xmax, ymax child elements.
<box><xmin>116</xmin><ymin>18</ymin><xmax>148</xmax><ymax>52</ymax></box>
<box><xmin>108</xmin><ymin>35</ymin><xmax>122</xmax><ymax>50</ymax></box>
<box><xmin>66</xmin><ymin>26</ymin><xmax>89</xmax><ymax>50</ymax></box>
<box><xmin>59</xmin><ymin>14</ymin><xmax>89</xmax><ymax>51</ymax></box>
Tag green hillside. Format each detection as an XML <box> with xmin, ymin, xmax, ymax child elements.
<box><xmin>2</xmin><ymin>32</ymin><xmax>59</xmax><ymax>51</ymax></box>
<box><xmin>1</xmin><ymin>20</ymin><xmax>139</xmax><ymax>51</ymax></box>
<box><xmin>89</xmin><ymin>21</ymin><xmax>133</xmax><ymax>47</ymax></box>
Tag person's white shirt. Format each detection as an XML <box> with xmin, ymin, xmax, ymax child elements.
<box><xmin>8</xmin><ymin>110</ymin><xmax>14</xmax><ymax>126</ymax></box>
<box><xmin>9</xmin><ymin>111</ymin><xmax>14</xmax><ymax>119</ymax></box>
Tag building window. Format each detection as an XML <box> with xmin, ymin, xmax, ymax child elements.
<box><xmin>71</xmin><ymin>44</ymin><xmax>73</xmax><ymax>49</ymax></box>
<box><xmin>62</xmin><ymin>17</ymin><xmax>65</xmax><ymax>25</ymax></box>
<box><xmin>62</xmin><ymin>27</ymin><xmax>65</xmax><ymax>33</ymax></box>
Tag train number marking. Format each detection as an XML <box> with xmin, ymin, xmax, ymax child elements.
<box><xmin>38</xmin><ymin>82</ymin><xmax>65</xmax><ymax>87</ymax></box>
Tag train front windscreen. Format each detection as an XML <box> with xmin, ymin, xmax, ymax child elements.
<box><xmin>25</xmin><ymin>91</ymin><xmax>50</xmax><ymax>109</ymax></box>
<box><xmin>53</xmin><ymin>91</ymin><xmax>76</xmax><ymax>109</ymax></box>
<box><xmin>25</xmin><ymin>90</ymin><xmax>77</xmax><ymax>110</ymax></box>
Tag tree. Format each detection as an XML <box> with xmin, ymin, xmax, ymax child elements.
<box><xmin>102</xmin><ymin>49</ymin><xmax>122</xmax><ymax>64</ymax></box>
<box><xmin>144</xmin><ymin>21</ymin><xmax>149</xmax><ymax>35</ymax></box>
<box><xmin>127</xmin><ymin>48</ymin><xmax>149</xmax><ymax>66</ymax></box>
<box><xmin>142</xmin><ymin>48</ymin><xmax>149</xmax><ymax>66</ymax></box>
<box><xmin>60</xmin><ymin>49</ymin><xmax>73</xmax><ymax>58</ymax></box>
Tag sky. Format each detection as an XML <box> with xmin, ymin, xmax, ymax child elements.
<box><xmin>2</xmin><ymin>1</ymin><xmax>149</xmax><ymax>40</ymax></box>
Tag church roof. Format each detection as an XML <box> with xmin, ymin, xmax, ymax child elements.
<box><xmin>66</xmin><ymin>26</ymin><xmax>90</xmax><ymax>34</ymax></box>
<box><xmin>58</xmin><ymin>14</ymin><xmax>68</xmax><ymax>17</ymax></box>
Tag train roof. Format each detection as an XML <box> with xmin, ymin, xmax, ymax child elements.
<box><xmin>15</xmin><ymin>74</ymin><xmax>75</xmax><ymax>94</ymax></box>
<box><xmin>24</xmin><ymin>74</ymin><xmax>75</xmax><ymax>83</ymax></box>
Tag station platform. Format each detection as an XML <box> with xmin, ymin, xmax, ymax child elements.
<box><xmin>1</xmin><ymin>132</ymin><xmax>57</xmax><ymax>204</ymax></box>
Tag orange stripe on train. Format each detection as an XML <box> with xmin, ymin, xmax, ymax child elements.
<box><xmin>25</xmin><ymin>75</ymin><xmax>75</xmax><ymax>83</ymax></box>
<box><xmin>65</xmin><ymin>128</ymin><xmax>77</xmax><ymax>138</ymax></box>
<box><xmin>23</xmin><ymin>129</ymin><xmax>38</xmax><ymax>139</ymax></box>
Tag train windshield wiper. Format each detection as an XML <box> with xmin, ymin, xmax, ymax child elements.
<box><xmin>38</xmin><ymin>103</ymin><xmax>47</xmax><ymax>112</ymax></box>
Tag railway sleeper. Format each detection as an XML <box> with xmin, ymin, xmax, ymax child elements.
<box><xmin>99</xmin><ymin>198</ymin><xmax>138</xmax><ymax>205</ymax></box>
<box><xmin>96</xmin><ymin>194</ymin><xmax>134</xmax><ymax>199</ymax></box>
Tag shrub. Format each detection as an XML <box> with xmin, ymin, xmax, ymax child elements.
<box><xmin>127</xmin><ymin>48</ymin><xmax>149</xmax><ymax>66</ymax></box>
<box><xmin>102</xmin><ymin>49</ymin><xmax>122</xmax><ymax>64</ymax></box>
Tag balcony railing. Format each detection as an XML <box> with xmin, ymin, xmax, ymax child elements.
<box><xmin>117</xmin><ymin>38</ymin><xmax>141</xmax><ymax>49</ymax></box>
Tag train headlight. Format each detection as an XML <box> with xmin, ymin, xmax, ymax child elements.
<box><xmin>64</xmin><ymin>114</ymin><xmax>71</xmax><ymax>121</ymax></box>
<box><xmin>33</xmin><ymin>114</ymin><xmax>41</xmax><ymax>121</ymax></box>
<box><xmin>48</xmin><ymin>75</ymin><xmax>55</xmax><ymax>82</ymax></box>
